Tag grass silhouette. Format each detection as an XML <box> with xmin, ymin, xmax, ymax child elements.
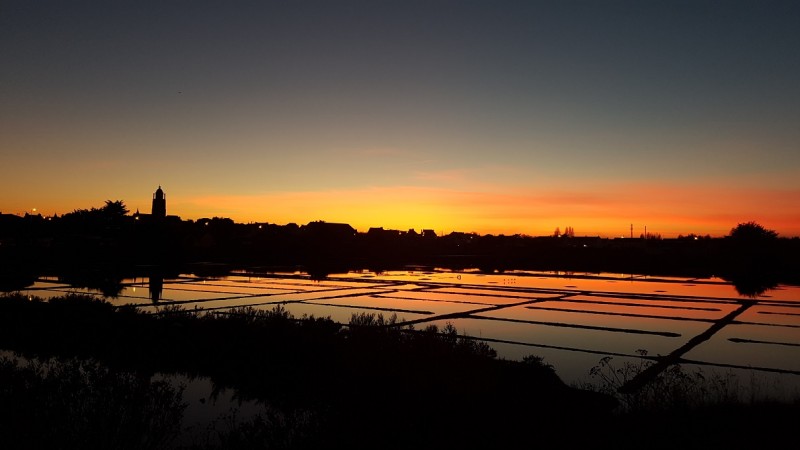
<box><xmin>577</xmin><ymin>349</ymin><xmax>800</xmax><ymax>449</ymax></box>
<box><xmin>0</xmin><ymin>355</ymin><xmax>185</xmax><ymax>450</ymax></box>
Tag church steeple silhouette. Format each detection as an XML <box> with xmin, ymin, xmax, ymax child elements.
<box><xmin>151</xmin><ymin>186</ymin><xmax>166</xmax><ymax>218</ymax></box>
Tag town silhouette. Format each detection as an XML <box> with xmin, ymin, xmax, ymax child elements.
<box><xmin>2</xmin><ymin>186</ymin><xmax>798</xmax><ymax>296</ymax></box>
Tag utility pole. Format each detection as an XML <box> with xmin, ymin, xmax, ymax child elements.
<box><xmin>630</xmin><ymin>223</ymin><xmax>633</xmax><ymax>239</ymax></box>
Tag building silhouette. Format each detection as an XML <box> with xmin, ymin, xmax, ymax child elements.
<box><xmin>152</xmin><ymin>186</ymin><xmax>166</xmax><ymax>218</ymax></box>
<box><xmin>133</xmin><ymin>186</ymin><xmax>180</xmax><ymax>223</ymax></box>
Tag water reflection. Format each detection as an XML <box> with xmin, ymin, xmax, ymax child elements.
<box><xmin>0</xmin><ymin>267</ymin><xmax>37</xmax><ymax>292</ymax></box>
<box><xmin>149</xmin><ymin>273</ymin><xmax>163</xmax><ymax>303</ymax></box>
<box><xmin>58</xmin><ymin>271</ymin><xmax>125</xmax><ymax>297</ymax></box>
<box><xmin>5</xmin><ymin>267</ymin><xmax>800</xmax><ymax>402</ymax></box>
<box><xmin>723</xmin><ymin>272</ymin><xmax>780</xmax><ymax>297</ymax></box>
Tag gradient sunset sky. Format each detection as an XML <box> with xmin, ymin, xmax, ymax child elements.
<box><xmin>2</xmin><ymin>1</ymin><xmax>799</xmax><ymax>237</ymax></box>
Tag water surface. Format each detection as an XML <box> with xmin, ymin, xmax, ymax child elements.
<box><xmin>16</xmin><ymin>268</ymin><xmax>800</xmax><ymax>400</ymax></box>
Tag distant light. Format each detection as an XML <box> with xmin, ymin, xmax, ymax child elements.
<box><xmin>32</xmin><ymin>208</ymin><xmax>37</xmax><ymax>212</ymax></box>
<box><xmin>694</xmin><ymin>236</ymin><xmax>698</xmax><ymax>240</ymax></box>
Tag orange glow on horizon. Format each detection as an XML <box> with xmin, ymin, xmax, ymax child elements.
<box><xmin>3</xmin><ymin>182</ymin><xmax>798</xmax><ymax>238</ymax></box>
<box><xmin>173</xmin><ymin>182</ymin><xmax>800</xmax><ymax>238</ymax></box>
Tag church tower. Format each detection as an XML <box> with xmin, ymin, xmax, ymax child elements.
<box><xmin>151</xmin><ymin>186</ymin><xmax>166</xmax><ymax>218</ymax></box>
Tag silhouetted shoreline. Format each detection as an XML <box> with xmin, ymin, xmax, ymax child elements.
<box><xmin>2</xmin><ymin>208</ymin><xmax>799</xmax><ymax>296</ymax></box>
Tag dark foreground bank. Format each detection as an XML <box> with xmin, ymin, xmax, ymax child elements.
<box><xmin>1</xmin><ymin>293</ymin><xmax>798</xmax><ymax>450</ymax></box>
<box><xmin>1</xmin><ymin>293</ymin><xmax>616</xmax><ymax>449</ymax></box>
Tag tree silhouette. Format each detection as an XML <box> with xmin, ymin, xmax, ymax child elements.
<box><xmin>728</xmin><ymin>221</ymin><xmax>778</xmax><ymax>241</ymax></box>
<box><xmin>724</xmin><ymin>221</ymin><xmax>780</xmax><ymax>296</ymax></box>
<box><xmin>101</xmin><ymin>200</ymin><xmax>129</xmax><ymax>218</ymax></box>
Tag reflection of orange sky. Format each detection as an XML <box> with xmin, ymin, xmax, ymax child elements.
<box><xmin>180</xmin><ymin>182</ymin><xmax>800</xmax><ymax>237</ymax></box>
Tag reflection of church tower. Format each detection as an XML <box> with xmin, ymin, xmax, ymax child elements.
<box><xmin>149</xmin><ymin>274</ymin><xmax>163</xmax><ymax>303</ymax></box>
<box><xmin>152</xmin><ymin>186</ymin><xmax>166</xmax><ymax>218</ymax></box>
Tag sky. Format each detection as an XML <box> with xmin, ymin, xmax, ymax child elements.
<box><xmin>2</xmin><ymin>0</ymin><xmax>799</xmax><ymax>237</ymax></box>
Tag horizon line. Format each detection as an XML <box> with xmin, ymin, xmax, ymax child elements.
<box><xmin>6</xmin><ymin>209</ymin><xmax>797</xmax><ymax>240</ymax></box>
